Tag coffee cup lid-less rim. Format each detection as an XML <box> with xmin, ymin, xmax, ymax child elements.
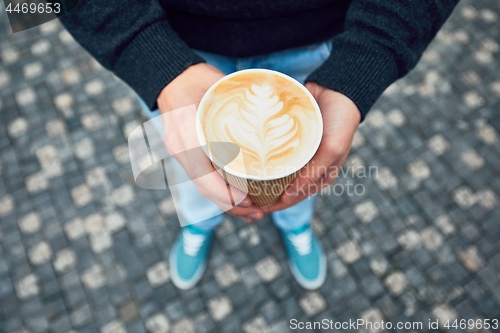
<box><xmin>196</xmin><ymin>68</ymin><xmax>323</xmax><ymax>181</ymax></box>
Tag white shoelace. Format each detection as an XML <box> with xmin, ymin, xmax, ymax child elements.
<box><xmin>288</xmin><ymin>229</ymin><xmax>312</xmax><ymax>255</ymax></box>
<box><xmin>182</xmin><ymin>230</ymin><xmax>206</xmax><ymax>256</ymax></box>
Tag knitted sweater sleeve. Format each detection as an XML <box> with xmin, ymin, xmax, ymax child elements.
<box><xmin>306</xmin><ymin>0</ymin><xmax>459</xmax><ymax>121</ymax></box>
<box><xmin>59</xmin><ymin>0</ymin><xmax>205</xmax><ymax>110</ymax></box>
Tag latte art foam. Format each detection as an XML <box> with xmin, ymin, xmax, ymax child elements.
<box><xmin>199</xmin><ymin>70</ymin><xmax>322</xmax><ymax>178</ymax></box>
<box><xmin>222</xmin><ymin>84</ymin><xmax>299</xmax><ymax>168</ymax></box>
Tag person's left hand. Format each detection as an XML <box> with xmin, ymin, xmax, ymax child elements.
<box><xmin>262</xmin><ymin>82</ymin><xmax>361</xmax><ymax>214</ymax></box>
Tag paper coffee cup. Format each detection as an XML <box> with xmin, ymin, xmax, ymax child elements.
<box><xmin>197</xmin><ymin>69</ymin><xmax>323</xmax><ymax>208</ymax></box>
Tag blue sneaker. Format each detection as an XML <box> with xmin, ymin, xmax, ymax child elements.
<box><xmin>169</xmin><ymin>225</ymin><xmax>213</xmax><ymax>290</ymax></box>
<box><xmin>280</xmin><ymin>224</ymin><xmax>326</xmax><ymax>290</ymax></box>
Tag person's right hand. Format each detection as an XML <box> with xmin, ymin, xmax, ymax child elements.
<box><xmin>157</xmin><ymin>63</ymin><xmax>264</xmax><ymax>223</ymax></box>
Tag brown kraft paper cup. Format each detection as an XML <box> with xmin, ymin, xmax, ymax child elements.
<box><xmin>212</xmin><ymin>162</ymin><xmax>298</xmax><ymax>208</ymax></box>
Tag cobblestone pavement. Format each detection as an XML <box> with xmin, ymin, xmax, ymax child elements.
<box><xmin>1</xmin><ymin>0</ymin><xmax>500</xmax><ymax>332</ymax></box>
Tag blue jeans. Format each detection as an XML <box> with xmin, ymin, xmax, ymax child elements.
<box><xmin>140</xmin><ymin>40</ymin><xmax>332</xmax><ymax>231</ymax></box>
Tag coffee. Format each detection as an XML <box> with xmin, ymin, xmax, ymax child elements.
<box><xmin>199</xmin><ymin>70</ymin><xmax>322</xmax><ymax>179</ymax></box>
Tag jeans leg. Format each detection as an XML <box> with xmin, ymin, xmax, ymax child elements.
<box><xmin>263</xmin><ymin>41</ymin><xmax>332</xmax><ymax>84</ymax></box>
<box><xmin>170</xmin><ymin>158</ymin><xmax>225</xmax><ymax>231</ymax></box>
<box><xmin>271</xmin><ymin>196</ymin><xmax>316</xmax><ymax>231</ymax></box>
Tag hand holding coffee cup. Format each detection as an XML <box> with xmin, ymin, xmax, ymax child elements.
<box><xmin>197</xmin><ymin>69</ymin><xmax>323</xmax><ymax>208</ymax></box>
<box><xmin>263</xmin><ymin>81</ymin><xmax>361</xmax><ymax>213</ymax></box>
<box><xmin>157</xmin><ymin>64</ymin><xmax>264</xmax><ymax>223</ymax></box>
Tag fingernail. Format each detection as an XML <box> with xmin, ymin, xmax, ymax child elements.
<box><xmin>249</xmin><ymin>213</ymin><xmax>261</xmax><ymax>219</ymax></box>
<box><xmin>240</xmin><ymin>200</ymin><xmax>251</xmax><ymax>208</ymax></box>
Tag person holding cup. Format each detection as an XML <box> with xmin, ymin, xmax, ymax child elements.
<box><xmin>61</xmin><ymin>0</ymin><xmax>458</xmax><ymax>289</ymax></box>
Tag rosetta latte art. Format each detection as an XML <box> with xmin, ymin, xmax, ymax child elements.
<box><xmin>199</xmin><ymin>70</ymin><xmax>321</xmax><ymax>178</ymax></box>
<box><xmin>221</xmin><ymin>84</ymin><xmax>299</xmax><ymax>170</ymax></box>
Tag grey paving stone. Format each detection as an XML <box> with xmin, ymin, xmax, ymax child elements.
<box><xmin>255</xmin><ymin>256</ymin><xmax>282</xmax><ymax>283</ymax></box>
<box><xmin>384</xmin><ymin>271</ymin><xmax>409</xmax><ymax>296</ymax></box>
<box><xmin>118</xmin><ymin>299</ymin><xmax>139</xmax><ymax>323</ymax></box>
<box><xmin>50</xmin><ymin>314</ymin><xmax>72</xmax><ymax>333</ymax></box>
<box><xmin>259</xmin><ymin>300</ymin><xmax>283</xmax><ymax>323</ymax></box>
<box><xmin>376</xmin><ymin>294</ymin><xmax>400</xmax><ymax>319</ymax></box>
<box><xmin>242</xmin><ymin>315</ymin><xmax>271</xmax><ymax>333</ymax></box>
<box><xmin>94</xmin><ymin>303</ymin><xmax>117</xmax><ymax>327</ymax></box>
<box><xmin>268</xmin><ymin>278</ymin><xmax>291</xmax><ymax>301</ymax></box>
<box><xmin>145</xmin><ymin>312</ymin><xmax>170</xmax><ymax>333</ymax></box>
<box><xmin>225</xmin><ymin>284</ymin><xmax>248</xmax><ymax>308</ymax></box>
<box><xmin>64</xmin><ymin>286</ymin><xmax>86</xmax><ymax>309</ymax></box>
<box><xmin>70</xmin><ymin>303</ymin><xmax>93</xmax><ymax>328</ymax></box>
<box><xmin>146</xmin><ymin>261</ymin><xmax>169</xmax><ymax>287</ymax></box>
<box><xmin>185</xmin><ymin>296</ymin><xmax>204</xmax><ymax>315</ymax></box>
<box><xmin>100</xmin><ymin>320</ymin><xmax>126</xmax><ymax>333</ymax></box>
<box><xmin>207</xmin><ymin>296</ymin><xmax>233</xmax><ymax>322</ymax></box>
<box><xmin>361</xmin><ymin>273</ymin><xmax>385</xmax><ymax>298</ymax></box>
<box><xmin>213</xmin><ymin>263</ymin><xmax>240</xmax><ymax>290</ymax></box>
<box><xmin>165</xmin><ymin>301</ymin><xmax>185</xmax><ymax>322</ymax></box>
<box><xmin>15</xmin><ymin>273</ymin><xmax>39</xmax><ymax>300</ymax></box>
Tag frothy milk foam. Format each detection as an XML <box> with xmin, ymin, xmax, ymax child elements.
<box><xmin>198</xmin><ymin>70</ymin><xmax>322</xmax><ymax>179</ymax></box>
